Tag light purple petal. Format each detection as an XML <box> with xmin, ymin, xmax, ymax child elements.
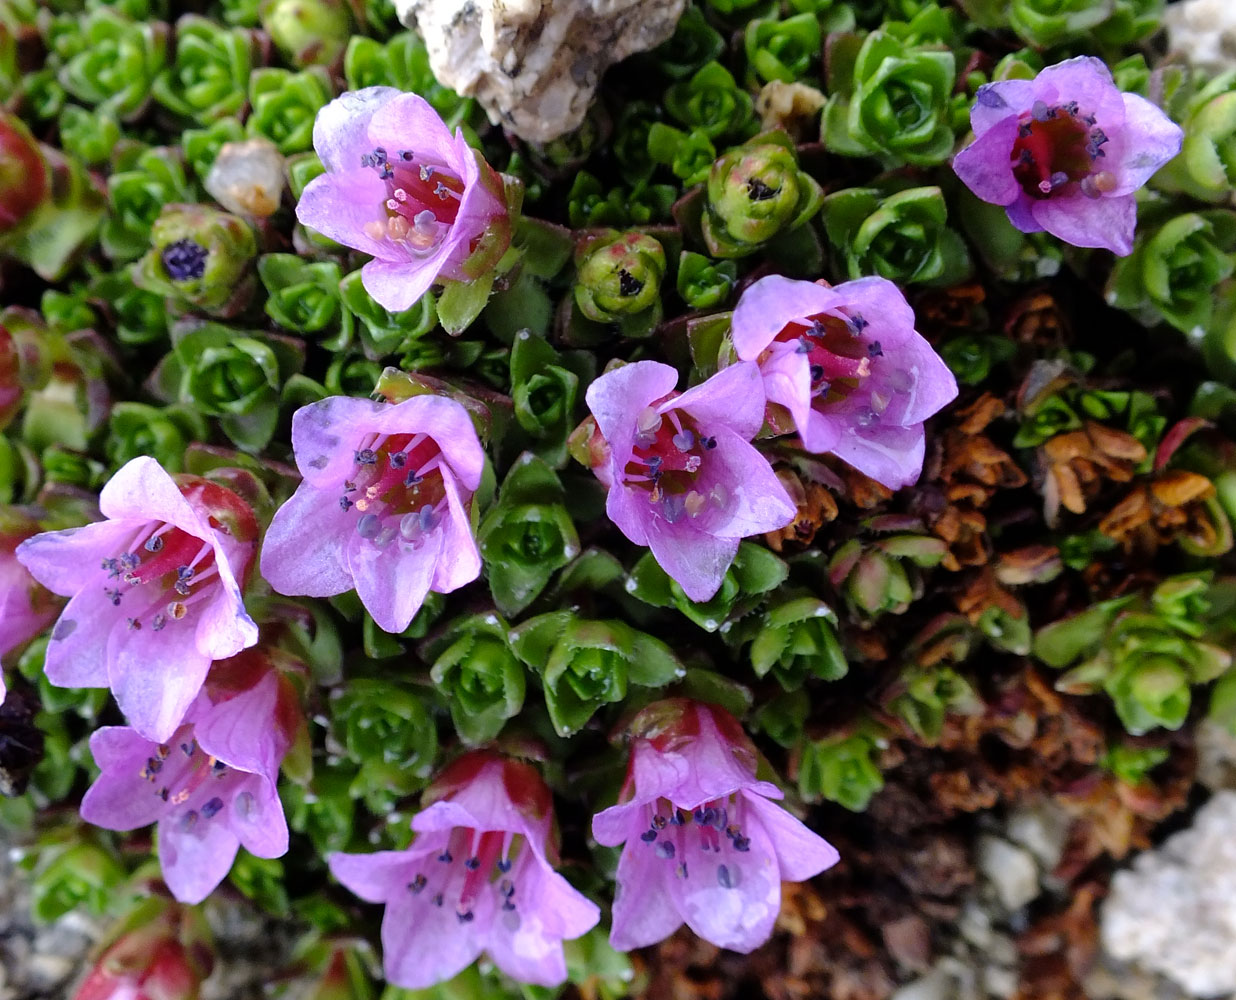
<box><xmin>366</xmin><ymin>92</ymin><xmax>463</xmax><ymax>175</ymax></box>
<box><xmin>15</xmin><ymin>519</ymin><xmax>137</xmax><ymax>597</ymax></box>
<box><xmin>367</xmin><ymin>396</ymin><xmax>485</xmax><ymax>491</ymax></box>
<box><xmin>834</xmin><ymin>277</ymin><xmax>919</xmax><ymax>347</ymax></box>
<box><xmin>969</xmin><ymin>79</ymin><xmax>1036</xmax><ymax>134</ymax></box>
<box><xmin>592</xmin><ymin>752</ymin><xmax>691</xmax><ymax>846</ymax></box>
<box><xmin>644</xmin><ymin>515</ymin><xmax>739</xmax><ymax>603</ymax></box>
<box><xmin>158</xmin><ymin>812</ymin><xmax>240</xmax><ymax>904</ymax></box>
<box><xmin>328</xmin><ymin>849</ymin><xmax>417</xmax><ymax>904</ymax></box>
<box><xmin>194</xmin><ymin>671</ymin><xmax>283</xmax><ymax>777</ymax></box>
<box><xmin>191</xmin><ymin>552</ymin><xmax>258</xmax><ymax>662</ymax></box>
<box><xmin>692</xmin><ymin>426</ymin><xmax>795</xmax><ymax>538</ymax></box>
<box><xmin>312</xmin><ymin>87</ymin><xmax>402</xmax><ymax>173</ymax></box>
<box><xmin>260</xmin><ymin>482</ymin><xmax>355</xmax><ymax>599</ymax></box>
<box><xmin>670</xmin><ymin>362</ymin><xmax>766</xmax><ymax>440</ymax></box>
<box><xmin>730</xmin><ymin>275</ymin><xmax>839</xmax><ymax>361</ymax></box>
<box><xmin>585</xmin><ymin>361</ymin><xmax>679</xmax><ymax>465</ymax></box>
<box><xmin>98</xmin><ymin>457</ymin><xmax>212</xmax><ymax>540</ymax></box>
<box><xmin>1004</xmin><ymin>196</ymin><xmax>1043</xmax><ymax>234</ymax></box>
<box><xmin>1035</xmin><ymin>56</ymin><xmax>1125</xmax><ymax>125</ymax></box>
<box><xmin>295</xmin><ymin>171</ymin><xmax>391</xmax><ymax>258</ymax></box>
<box><xmin>381</xmin><ymin>891</ymin><xmax>489</xmax><ymax>990</ymax></box>
<box><xmin>1031</xmin><ymin>192</ymin><xmax>1137</xmax><ymax>255</ymax></box>
<box><xmin>608</xmin><ymin>837</ymin><xmax>685</xmax><ymax>951</ymax></box>
<box><xmin>952</xmin><ymin>115</ymin><xmax>1022</xmax><ymax>207</ymax></box>
<box><xmin>759</xmin><ymin>344</ymin><xmax>814</xmax><ymax>442</ymax></box>
<box><xmin>41</xmin><ymin>587</ymin><xmax>119</xmax><ymax>688</ymax></box>
<box><xmin>229</xmin><ymin>774</ymin><xmax>288</xmax><ymax>859</ymax></box>
<box><xmin>81</xmin><ymin>728</ymin><xmax>174</xmax><ymax>830</ymax></box>
<box><xmin>430</xmin><ymin>467</ymin><xmax>481</xmax><ymax>594</ymax></box>
<box><xmin>349</xmin><ymin>518</ymin><xmax>442</xmax><ymax>634</ymax></box>
<box><xmin>289</xmin><ymin>395</ymin><xmax>388</xmax><ymax>487</ymax></box>
<box><xmin>605</xmin><ymin>483</ymin><xmax>651</xmax><ymax>547</ymax></box>
<box><xmin>740</xmin><ymin>792</ymin><xmax>840</xmax><ymax>882</ymax></box>
<box><xmin>828</xmin><ymin>421</ymin><xmax>927</xmax><ymax>490</ymax></box>
<box><xmin>870</xmin><ymin>332</ymin><xmax>959</xmax><ymax>428</ymax></box>
<box><xmin>107</xmin><ymin>611</ymin><xmax>211</xmax><ymax>743</ymax></box>
<box><xmin>665</xmin><ymin>803</ymin><xmax>782</xmax><ymax>953</ymax></box>
<box><xmin>360</xmin><ymin>252</ymin><xmax>451</xmax><ymax>313</ymax></box>
<box><xmin>1113</xmin><ymin>93</ymin><xmax>1184</xmax><ymax>195</ymax></box>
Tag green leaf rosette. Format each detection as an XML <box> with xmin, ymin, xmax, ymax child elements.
<box><xmin>510</xmin><ymin>612</ymin><xmax>685</xmax><ymax>736</ymax></box>
<box><xmin>259</xmin><ymin>253</ymin><xmax>352</xmax><ymax>347</ymax></box>
<box><xmin>735</xmin><ymin>594</ymin><xmax>848</xmax><ymax>690</ymax></box>
<box><xmin>478</xmin><ymin>453</ymin><xmax>580</xmax><ymax>616</ymax></box>
<box><xmin>423</xmin><ymin>612</ymin><xmax>526</xmax><ymax>746</ymax></box>
<box><xmin>797</xmin><ymin>727</ymin><xmax>885</xmax><ymax>811</ymax></box>
<box><xmin>247</xmin><ymin>66</ymin><xmax>334</xmax><ymax>156</ymax></box>
<box><xmin>100</xmin><ymin>146</ymin><xmax>193</xmax><ymax>264</ymax></box>
<box><xmin>821</xmin><ymin>30</ymin><xmax>957</xmax><ymax>167</ymax></box>
<box><xmin>152</xmin><ymin>15</ymin><xmax>259</xmax><ymax>124</ymax></box>
<box><xmin>508</xmin><ymin>331</ymin><xmax>594</xmax><ymax>467</ymax></box>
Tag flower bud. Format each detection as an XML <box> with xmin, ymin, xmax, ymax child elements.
<box><xmin>260</xmin><ymin>0</ymin><xmax>352</xmax><ymax>67</ymax></box>
<box><xmin>0</xmin><ymin>112</ymin><xmax>47</xmax><ymax>234</ymax></box>
<box><xmin>134</xmin><ymin>204</ymin><xmax>257</xmax><ymax>314</ymax></box>
<box><xmin>702</xmin><ymin>132</ymin><xmax>823</xmax><ymax>257</ymax></box>
<box><xmin>74</xmin><ymin>899</ymin><xmax>213</xmax><ymax>1000</ymax></box>
<box><xmin>573</xmin><ymin>230</ymin><xmax>667</xmax><ymax>335</ymax></box>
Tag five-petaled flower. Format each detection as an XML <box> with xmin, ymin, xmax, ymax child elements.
<box><xmin>260</xmin><ymin>393</ymin><xmax>485</xmax><ymax>634</ymax></box>
<box><xmin>592</xmin><ymin>699</ymin><xmax>840</xmax><ymax>953</ymax></box>
<box><xmin>584</xmin><ymin>361</ymin><xmax>796</xmax><ymax>603</ymax></box>
<box><xmin>16</xmin><ymin>457</ymin><xmax>259</xmax><ymax>741</ymax></box>
<box><xmin>329</xmin><ymin>751</ymin><xmax>600</xmax><ymax>989</ymax></box>
<box><xmin>731</xmin><ymin>274</ymin><xmax>957</xmax><ymax>490</ymax></box>
<box><xmin>80</xmin><ymin>652</ymin><xmax>295</xmax><ymax>904</ymax></box>
<box><xmin>952</xmin><ymin>56</ymin><xmax>1183</xmax><ymax>256</ymax></box>
<box><xmin>296</xmin><ymin>87</ymin><xmax>512</xmax><ymax>312</ymax></box>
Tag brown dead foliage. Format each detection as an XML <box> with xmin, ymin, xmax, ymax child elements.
<box><xmin>1099</xmin><ymin>469</ymin><xmax>1222</xmax><ymax>555</ymax></box>
<box><xmin>1040</xmin><ymin>421</ymin><xmax>1147</xmax><ymax>525</ymax></box>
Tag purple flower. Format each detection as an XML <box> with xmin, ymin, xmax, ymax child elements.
<box><xmin>584</xmin><ymin>361</ymin><xmax>796</xmax><ymax>603</ymax></box>
<box><xmin>80</xmin><ymin>658</ymin><xmax>293</xmax><ymax>903</ymax></box>
<box><xmin>296</xmin><ymin>87</ymin><xmax>512</xmax><ymax>312</ymax></box>
<box><xmin>0</xmin><ymin>511</ymin><xmax>61</xmax><ymax>706</ymax></box>
<box><xmin>329</xmin><ymin>751</ymin><xmax>599</xmax><ymax>989</ymax></box>
<box><xmin>592</xmin><ymin>699</ymin><xmax>839</xmax><ymax>953</ymax></box>
<box><xmin>952</xmin><ymin>56</ymin><xmax>1183</xmax><ymax>256</ymax></box>
<box><xmin>16</xmin><ymin>458</ymin><xmax>259</xmax><ymax>742</ymax></box>
<box><xmin>260</xmin><ymin>394</ymin><xmax>484</xmax><ymax>634</ymax></box>
<box><xmin>731</xmin><ymin>274</ymin><xmax>957</xmax><ymax>490</ymax></box>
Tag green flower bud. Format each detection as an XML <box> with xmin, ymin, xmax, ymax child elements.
<box><xmin>797</xmin><ymin>729</ymin><xmax>885</xmax><ymax>811</ymax></box>
<box><xmin>822</xmin><ymin>31</ymin><xmax>957</xmax><ymax>167</ymax></box>
<box><xmin>666</xmin><ymin>61</ymin><xmax>756</xmax><ymax>139</ymax></box>
<box><xmin>629</xmin><ymin>541</ymin><xmax>788</xmax><ymax>632</ymax></box>
<box><xmin>152</xmin><ymin>15</ymin><xmax>258</xmax><ymax>124</ymax></box>
<box><xmin>510</xmin><ymin>611</ymin><xmax>684</xmax><ymax>736</ymax></box>
<box><xmin>26</xmin><ymin>830</ymin><xmax>126</xmax><ymax>923</ymax></box>
<box><xmin>259</xmin><ymin>0</ymin><xmax>352</xmax><ymax>67</ymax></box>
<box><xmin>57</xmin><ymin>8</ymin><xmax>168</xmax><ymax>120</ymax></box>
<box><xmin>651</xmin><ymin>4</ymin><xmax>725</xmax><ymax>80</ymax></box>
<box><xmin>828</xmin><ymin>533</ymin><xmax>947</xmax><ymax>620</ymax></box>
<box><xmin>133</xmin><ymin>203</ymin><xmax>257</xmax><ymax>313</ymax></box>
<box><xmin>259</xmin><ymin>253</ymin><xmax>351</xmax><ymax>346</ymax></box>
<box><xmin>702</xmin><ymin>132</ymin><xmax>824</xmax><ymax>258</ymax></box>
<box><xmin>100</xmin><ymin>146</ymin><xmax>194</xmax><ymax>263</ymax></box>
<box><xmin>573</xmin><ymin>230</ymin><xmax>666</xmax><ymax>336</ymax></box>
<box><xmin>743</xmin><ymin>595</ymin><xmax>847</xmax><ymax>690</ymax></box>
<box><xmin>1107</xmin><ymin>211</ymin><xmax>1236</xmax><ymax>337</ymax></box>
<box><xmin>479</xmin><ymin>453</ymin><xmax>580</xmax><ymax>615</ymax></box>
<box><xmin>423</xmin><ymin>612</ymin><xmax>526</xmax><ymax>745</ymax></box>
<box><xmin>154</xmin><ymin>320</ymin><xmax>305</xmax><ymax>451</ymax></box>
<box><xmin>182</xmin><ymin>116</ymin><xmax>246</xmax><ymax>180</ymax></box>
<box><xmin>821</xmin><ymin>185</ymin><xmax>972</xmax><ymax>286</ymax></box>
<box><xmin>884</xmin><ymin>664</ymin><xmax>981</xmax><ymax>745</ymax></box>
<box><xmin>743</xmin><ymin>13</ymin><xmax>820</xmax><ymax>86</ymax></box>
<box><xmin>106</xmin><ymin>402</ymin><xmax>207</xmax><ymax>472</ymax></box>
<box><xmin>646</xmin><ymin>123</ymin><xmax>716</xmax><ymax>185</ymax></box>
<box><xmin>676</xmin><ymin>250</ymin><xmax>737</xmax><ymax>309</ymax></box>
<box><xmin>339</xmin><ymin>269</ymin><xmax>437</xmax><ymax>361</ymax></box>
<box><xmin>329</xmin><ymin>679</ymin><xmax>438</xmax><ymax>813</ymax></box>
<box><xmin>247</xmin><ymin>66</ymin><xmax>334</xmax><ymax>156</ymax></box>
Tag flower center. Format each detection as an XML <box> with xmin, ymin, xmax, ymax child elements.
<box><xmin>771</xmin><ymin>311</ymin><xmax>880</xmax><ymax>415</ymax></box>
<box><xmin>161</xmin><ymin>239</ymin><xmax>209</xmax><ymax>281</ymax></box>
<box><xmin>359</xmin><ymin>147</ymin><xmax>465</xmax><ymax>252</ymax></box>
<box><xmin>338</xmin><ymin>432</ymin><xmax>451</xmax><ymax>549</ymax></box>
<box><xmin>139</xmin><ymin>729</ymin><xmax>235</xmax><ymax>824</ymax></box>
<box><xmin>638</xmin><ymin>796</ymin><xmax>751</xmax><ymax>887</ymax></box>
<box><xmin>1011</xmin><ymin>100</ymin><xmax>1116</xmax><ymax>200</ymax></box>
<box><xmin>623</xmin><ymin>405</ymin><xmax>726</xmax><ymax>524</ymax></box>
<box><xmin>406</xmin><ymin>828</ymin><xmax>525</xmax><ymax>929</ymax></box>
<box><xmin>100</xmin><ymin>524</ymin><xmax>219</xmax><ymax>633</ymax></box>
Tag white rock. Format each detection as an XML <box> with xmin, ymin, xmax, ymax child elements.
<box><xmin>204</xmin><ymin>139</ymin><xmax>286</xmax><ymax>218</ymax></box>
<box><xmin>977</xmin><ymin>835</ymin><xmax>1040</xmax><ymax>912</ymax></box>
<box><xmin>1102</xmin><ymin>790</ymin><xmax>1236</xmax><ymax>997</ymax></box>
<box><xmin>1197</xmin><ymin>718</ymin><xmax>1236</xmax><ymax>792</ymax></box>
<box><xmin>1006</xmin><ymin>799</ymin><xmax>1071</xmax><ymax>874</ymax></box>
<box><xmin>395</xmin><ymin>0</ymin><xmax>686</xmax><ymax>142</ymax></box>
<box><xmin>1164</xmin><ymin>0</ymin><xmax>1236</xmax><ymax>73</ymax></box>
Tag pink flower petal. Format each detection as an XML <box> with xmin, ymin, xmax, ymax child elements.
<box><xmin>741</xmin><ymin>792</ymin><xmax>840</xmax><ymax>882</ymax></box>
<box><xmin>952</xmin><ymin>115</ymin><xmax>1023</xmax><ymax>207</ymax></box>
<box><xmin>1031</xmin><ymin>191</ymin><xmax>1136</xmax><ymax>255</ymax></box>
<box><xmin>608</xmin><ymin>826</ymin><xmax>685</xmax><ymax>951</ymax></box>
<box><xmin>328</xmin><ymin>850</ymin><xmax>419</xmax><ymax>904</ymax></box>
<box><xmin>730</xmin><ymin>275</ymin><xmax>839</xmax><ymax>361</ymax></box>
<box><xmin>671</xmin><ymin>361</ymin><xmax>766</xmax><ymax>440</ymax></box>
<box><xmin>312</xmin><ymin>87</ymin><xmax>402</xmax><ymax>173</ymax></box>
<box><xmin>107</xmin><ymin>610</ymin><xmax>212</xmax><ymax>742</ymax></box>
<box><xmin>158</xmin><ymin>810</ymin><xmax>241</xmax><ymax>904</ymax></box>
<box><xmin>430</xmin><ymin>467</ymin><xmax>481</xmax><ymax>594</ymax></box>
<box><xmin>381</xmin><ymin>891</ymin><xmax>490</xmax><ymax>990</ymax></box>
<box><xmin>644</xmin><ymin>515</ymin><xmax>739</xmax><ymax>603</ymax></box>
<box><xmin>348</xmin><ymin>517</ymin><xmax>442</xmax><ymax>634</ymax></box>
<box><xmin>585</xmin><ymin>360</ymin><xmax>679</xmax><ymax>465</ymax></box>
<box><xmin>829</xmin><ymin>421</ymin><xmax>927</xmax><ymax>489</ymax></box>
<box><xmin>260</xmin><ymin>482</ymin><xmax>357</xmax><ymax>599</ymax></box>
<box><xmin>1114</xmin><ymin>92</ymin><xmax>1184</xmax><ymax>195</ymax></box>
